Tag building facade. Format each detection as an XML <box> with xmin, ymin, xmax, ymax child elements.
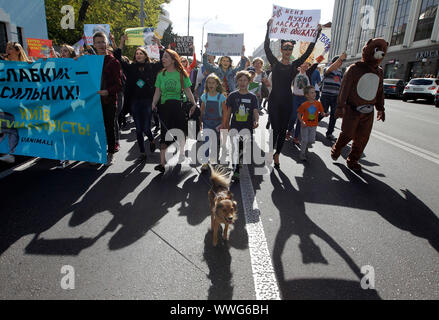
<box><xmin>331</xmin><ymin>0</ymin><xmax>439</xmax><ymax>81</ymax></box>
<box><xmin>0</xmin><ymin>0</ymin><xmax>49</xmax><ymax>53</ymax></box>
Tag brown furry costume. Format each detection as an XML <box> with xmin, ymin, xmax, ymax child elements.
<box><xmin>331</xmin><ymin>38</ymin><xmax>388</xmax><ymax>171</ymax></box>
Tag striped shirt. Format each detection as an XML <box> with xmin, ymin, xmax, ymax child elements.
<box><xmin>321</xmin><ymin>68</ymin><xmax>342</xmax><ymax>96</ymax></box>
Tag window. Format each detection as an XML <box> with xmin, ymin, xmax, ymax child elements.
<box><xmin>391</xmin><ymin>0</ymin><xmax>412</xmax><ymax>46</ymax></box>
<box><xmin>358</xmin><ymin>0</ymin><xmax>375</xmax><ymax>52</ymax></box>
<box><xmin>375</xmin><ymin>0</ymin><xmax>391</xmax><ymax>38</ymax></box>
<box><xmin>0</xmin><ymin>22</ymin><xmax>7</xmax><ymax>53</ymax></box>
<box><xmin>414</xmin><ymin>0</ymin><xmax>438</xmax><ymax>41</ymax></box>
<box><xmin>347</xmin><ymin>0</ymin><xmax>361</xmax><ymax>55</ymax></box>
<box><xmin>409</xmin><ymin>79</ymin><xmax>433</xmax><ymax>85</ymax></box>
<box><xmin>17</xmin><ymin>27</ymin><xmax>24</xmax><ymax>47</ymax></box>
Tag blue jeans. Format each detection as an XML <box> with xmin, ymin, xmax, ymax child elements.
<box><xmin>288</xmin><ymin>95</ymin><xmax>307</xmax><ymax>139</ymax></box>
<box><xmin>320</xmin><ymin>94</ymin><xmax>338</xmax><ymax>136</ymax></box>
<box><xmin>131</xmin><ymin>98</ymin><xmax>153</xmax><ymax>153</ymax></box>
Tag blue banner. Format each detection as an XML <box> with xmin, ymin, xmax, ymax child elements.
<box><xmin>0</xmin><ymin>56</ymin><xmax>107</xmax><ymax>163</ymax></box>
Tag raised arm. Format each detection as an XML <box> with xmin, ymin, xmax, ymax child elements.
<box><xmin>203</xmin><ymin>49</ymin><xmax>221</xmax><ymax>75</ymax></box>
<box><xmin>293</xmin><ymin>25</ymin><xmax>322</xmax><ymax>68</ymax></box>
<box><xmin>264</xmin><ymin>19</ymin><xmax>278</xmax><ymax>66</ymax></box>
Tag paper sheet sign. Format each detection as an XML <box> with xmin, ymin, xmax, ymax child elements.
<box><xmin>175</xmin><ymin>36</ymin><xmax>194</xmax><ymax>56</ymax></box>
<box><xmin>27</xmin><ymin>38</ymin><xmax>53</xmax><ymax>58</ymax></box>
<box><xmin>206</xmin><ymin>33</ymin><xmax>244</xmax><ymax>57</ymax></box>
<box><xmin>83</xmin><ymin>24</ymin><xmax>111</xmax><ymax>45</ymax></box>
<box><xmin>125</xmin><ymin>27</ymin><xmax>155</xmax><ymax>46</ymax></box>
<box><xmin>145</xmin><ymin>44</ymin><xmax>160</xmax><ymax>60</ymax></box>
<box><xmin>270</xmin><ymin>5</ymin><xmax>320</xmax><ymax>42</ymax></box>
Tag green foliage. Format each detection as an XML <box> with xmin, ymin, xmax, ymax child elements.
<box><xmin>45</xmin><ymin>0</ymin><xmax>170</xmax><ymax>47</ymax></box>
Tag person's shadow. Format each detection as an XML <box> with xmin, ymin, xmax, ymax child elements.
<box><xmin>271</xmin><ymin>165</ymin><xmax>381</xmax><ymax>299</ymax></box>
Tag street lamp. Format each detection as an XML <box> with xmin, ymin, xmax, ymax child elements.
<box><xmin>201</xmin><ymin>16</ymin><xmax>217</xmax><ymax>56</ymax></box>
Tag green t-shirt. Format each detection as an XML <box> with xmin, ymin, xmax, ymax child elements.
<box><xmin>155</xmin><ymin>70</ymin><xmax>192</xmax><ymax>104</ymax></box>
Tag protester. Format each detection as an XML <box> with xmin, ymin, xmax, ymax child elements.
<box><xmin>4</xmin><ymin>41</ymin><xmax>32</xmax><ymax>63</ymax></box>
<box><xmin>311</xmin><ymin>63</ymin><xmax>322</xmax><ymax>101</ymax></box>
<box><xmin>152</xmin><ymin>49</ymin><xmax>198</xmax><ymax>173</ymax></box>
<box><xmin>247</xmin><ymin>67</ymin><xmax>261</xmax><ymax>97</ymax></box>
<box><xmin>224</xmin><ymin>71</ymin><xmax>259</xmax><ymax>181</ymax></box>
<box><xmin>114</xmin><ymin>34</ymin><xmax>164</xmax><ymax>160</ymax></box>
<box><xmin>202</xmin><ymin>44</ymin><xmax>247</xmax><ymax>94</ymax></box>
<box><xmin>320</xmin><ymin>53</ymin><xmax>346</xmax><ymax>140</ymax></box>
<box><xmin>94</xmin><ymin>31</ymin><xmax>122</xmax><ymax>166</ymax></box>
<box><xmin>252</xmin><ymin>57</ymin><xmax>270</xmax><ymax>113</ymax></box>
<box><xmin>180</xmin><ymin>45</ymin><xmax>197</xmax><ymax>74</ymax></box>
<box><xmin>0</xmin><ymin>42</ymin><xmax>32</xmax><ymax>163</ymax></box>
<box><xmin>287</xmin><ymin>61</ymin><xmax>319</xmax><ymax>144</ymax></box>
<box><xmin>199</xmin><ymin>73</ymin><xmax>227</xmax><ymax>171</ymax></box>
<box><xmin>195</xmin><ymin>55</ymin><xmax>216</xmax><ymax>101</ymax></box>
<box><xmin>264</xmin><ymin>19</ymin><xmax>322</xmax><ymax>169</ymax></box>
<box><xmin>297</xmin><ymin>86</ymin><xmax>328</xmax><ymax>161</ymax></box>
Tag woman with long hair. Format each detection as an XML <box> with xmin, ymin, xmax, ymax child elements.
<box><xmin>264</xmin><ymin>19</ymin><xmax>322</xmax><ymax>169</ymax></box>
<box><xmin>114</xmin><ymin>34</ymin><xmax>164</xmax><ymax>160</ymax></box>
<box><xmin>152</xmin><ymin>49</ymin><xmax>198</xmax><ymax>173</ymax></box>
<box><xmin>5</xmin><ymin>41</ymin><xmax>31</xmax><ymax>62</ymax></box>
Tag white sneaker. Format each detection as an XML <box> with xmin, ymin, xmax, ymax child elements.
<box><xmin>105</xmin><ymin>153</ymin><xmax>114</xmax><ymax>166</ymax></box>
<box><xmin>0</xmin><ymin>154</ymin><xmax>15</xmax><ymax>163</ymax></box>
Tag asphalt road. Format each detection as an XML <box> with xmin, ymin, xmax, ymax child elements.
<box><xmin>0</xmin><ymin>98</ymin><xmax>438</xmax><ymax>300</ymax></box>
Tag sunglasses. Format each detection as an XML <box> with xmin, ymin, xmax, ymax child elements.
<box><xmin>282</xmin><ymin>46</ymin><xmax>294</xmax><ymax>51</ymax></box>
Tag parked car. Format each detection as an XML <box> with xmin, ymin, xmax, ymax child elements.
<box><xmin>402</xmin><ymin>78</ymin><xmax>439</xmax><ymax>103</ymax></box>
<box><xmin>384</xmin><ymin>79</ymin><xmax>405</xmax><ymax>99</ymax></box>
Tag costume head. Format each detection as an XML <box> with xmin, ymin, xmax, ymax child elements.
<box><xmin>362</xmin><ymin>38</ymin><xmax>389</xmax><ymax>67</ymax></box>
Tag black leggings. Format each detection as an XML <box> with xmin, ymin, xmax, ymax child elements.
<box><xmin>268</xmin><ymin>98</ymin><xmax>293</xmax><ymax>155</ymax></box>
<box><xmin>158</xmin><ymin>100</ymin><xmax>186</xmax><ymax>145</ymax></box>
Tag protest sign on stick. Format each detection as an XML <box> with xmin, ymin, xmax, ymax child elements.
<box><xmin>175</xmin><ymin>36</ymin><xmax>194</xmax><ymax>56</ymax></box>
<box><xmin>125</xmin><ymin>27</ymin><xmax>155</xmax><ymax>46</ymax></box>
<box><xmin>206</xmin><ymin>33</ymin><xmax>244</xmax><ymax>57</ymax></box>
<box><xmin>84</xmin><ymin>24</ymin><xmax>110</xmax><ymax>45</ymax></box>
<box><xmin>269</xmin><ymin>5</ymin><xmax>320</xmax><ymax>42</ymax></box>
<box><xmin>27</xmin><ymin>39</ymin><xmax>53</xmax><ymax>58</ymax></box>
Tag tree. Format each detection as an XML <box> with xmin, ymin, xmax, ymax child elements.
<box><xmin>160</xmin><ymin>23</ymin><xmax>178</xmax><ymax>49</ymax></box>
<box><xmin>45</xmin><ymin>0</ymin><xmax>171</xmax><ymax>47</ymax></box>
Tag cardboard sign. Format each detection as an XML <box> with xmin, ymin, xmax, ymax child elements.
<box><xmin>270</xmin><ymin>5</ymin><xmax>320</xmax><ymax>42</ymax></box>
<box><xmin>27</xmin><ymin>38</ymin><xmax>53</xmax><ymax>58</ymax></box>
<box><xmin>84</xmin><ymin>24</ymin><xmax>111</xmax><ymax>45</ymax></box>
<box><xmin>175</xmin><ymin>36</ymin><xmax>193</xmax><ymax>56</ymax></box>
<box><xmin>206</xmin><ymin>33</ymin><xmax>244</xmax><ymax>57</ymax></box>
<box><xmin>125</xmin><ymin>27</ymin><xmax>155</xmax><ymax>46</ymax></box>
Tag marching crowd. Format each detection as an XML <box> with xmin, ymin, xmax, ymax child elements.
<box><xmin>1</xmin><ymin>19</ymin><xmax>351</xmax><ymax>181</ymax></box>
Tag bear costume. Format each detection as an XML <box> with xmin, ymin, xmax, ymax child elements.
<box><xmin>331</xmin><ymin>38</ymin><xmax>388</xmax><ymax>171</ymax></box>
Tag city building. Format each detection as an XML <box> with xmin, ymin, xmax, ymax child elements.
<box><xmin>0</xmin><ymin>0</ymin><xmax>49</xmax><ymax>53</ymax></box>
<box><xmin>331</xmin><ymin>0</ymin><xmax>439</xmax><ymax>81</ymax></box>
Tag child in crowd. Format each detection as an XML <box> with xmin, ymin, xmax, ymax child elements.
<box><xmin>200</xmin><ymin>74</ymin><xmax>227</xmax><ymax>171</ymax></box>
<box><xmin>247</xmin><ymin>67</ymin><xmax>261</xmax><ymax>99</ymax></box>
<box><xmin>297</xmin><ymin>86</ymin><xmax>328</xmax><ymax>161</ymax></box>
<box><xmin>225</xmin><ymin>71</ymin><xmax>259</xmax><ymax>181</ymax></box>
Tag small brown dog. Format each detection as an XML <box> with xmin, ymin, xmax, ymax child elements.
<box><xmin>209</xmin><ymin>165</ymin><xmax>238</xmax><ymax>246</ymax></box>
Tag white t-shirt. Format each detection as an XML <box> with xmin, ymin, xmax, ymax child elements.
<box><xmin>292</xmin><ymin>72</ymin><xmax>311</xmax><ymax>96</ymax></box>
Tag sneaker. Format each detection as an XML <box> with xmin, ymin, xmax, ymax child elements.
<box><xmin>201</xmin><ymin>163</ymin><xmax>209</xmax><ymax>172</ymax></box>
<box><xmin>326</xmin><ymin>134</ymin><xmax>336</xmax><ymax>141</ymax></box>
<box><xmin>0</xmin><ymin>154</ymin><xmax>15</xmax><ymax>163</ymax></box>
<box><xmin>114</xmin><ymin>143</ymin><xmax>120</xmax><ymax>153</ymax></box>
<box><xmin>150</xmin><ymin>141</ymin><xmax>156</xmax><ymax>153</ymax></box>
<box><xmin>139</xmin><ymin>152</ymin><xmax>147</xmax><ymax>160</ymax></box>
<box><xmin>56</xmin><ymin>160</ymin><xmax>68</xmax><ymax>169</ymax></box>
<box><xmin>232</xmin><ymin>171</ymin><xmax>240</xmax><ymax>181</ymax></box>
<box><xmin>154</xmin><ymin>164</ymin><xmax>165</xmax><ymax>173</ymax></box>
<box><xmin>105</xmin><ymin>153</ymin><xmax>114</xmax><ymax>167</ymax></box>
<box><xmin>153</xmin><ymin>127</ymin><xmax>160</xmax><ymax>135</ymax></box>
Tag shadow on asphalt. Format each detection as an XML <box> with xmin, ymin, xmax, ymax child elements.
<box><xmin>269</xmin><ymin>149</ymin><xmax>439</xmax><ymax>299</ymax></box>
<box><xmin>0</xmin><ymin>159</ymin><xmax>108</xmax><ymax>255</ymax></box>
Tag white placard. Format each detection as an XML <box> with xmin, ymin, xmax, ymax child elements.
<box><xmin>84</xmin><ymin>24</ymin><xmax>111</xmax><ymax>45</ymax></box>
<box><xmin>206</xmin><ymin>33</ymin><xmax>244</xmax><ymax>57</ymax></box>
<box><xmin>145</xmin><ymin>44</ymin><xmax>160</xmax><ymax>60</ymax></box>
<box><xmin>269</xmin><ymin>5</ymin><xmax>320</xmax><ymax>42</ymax></box>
